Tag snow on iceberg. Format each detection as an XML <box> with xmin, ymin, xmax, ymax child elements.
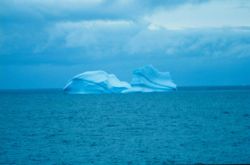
<box><xmin>63</xmin><ymin>70</ymin><xmax>131</xmax><ymax>94</ymax></box>
<box><xmin>123</xmin><ymin>65</ymin><xmax>177</xmax><ymax>93</ymax></box>
<box><xmin>63</xmin><ymin>65</ymin><xmax>177</xmax><ymax>94</ymax></box>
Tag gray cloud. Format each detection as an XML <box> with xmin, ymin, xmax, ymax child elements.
<box><xmin>0</xmin><ymin>0</ymin><xmax>209</xmax><ymax>23</ymax></box>
<box><xmin>126</xmin><ymin>27</ymin><xmax>250</xmax><ymax>58</ymax></box>
<box><xmin>1</xmin><ymin>22</ymin><xmax>250</xmax><ymax>65</ymax></box>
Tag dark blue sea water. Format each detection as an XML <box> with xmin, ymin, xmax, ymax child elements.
<box><xmin>0</xmin><ymin>88</ymin><xmax>250</xmax><ymax>164</ymax></box>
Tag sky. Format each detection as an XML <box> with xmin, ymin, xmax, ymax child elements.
<box><xmin>1</xmin><ymin>0</ymin><xmax>250</xmax><ymax>89</ymax></box>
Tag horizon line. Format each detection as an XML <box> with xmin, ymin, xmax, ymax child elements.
<box><xmin>1</xmin><ymin>85</ymin><xmax>250</xmax><ymax>91</ymax></box>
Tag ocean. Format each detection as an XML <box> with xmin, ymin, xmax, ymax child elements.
<box><xmin>0</xmin><ymin>88</ymin><xmax>250</xmax><ymax>164</ymax></box>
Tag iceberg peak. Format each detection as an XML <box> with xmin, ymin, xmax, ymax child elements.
<box><xmin>123</xmin><ymin>65</ymin><xmax>176</xmax><ymax>93</ymax></box>
<box><xmin>64</xmin><ymin>70</ymin><xmax>131</xmax><ymax>94</ymax></box>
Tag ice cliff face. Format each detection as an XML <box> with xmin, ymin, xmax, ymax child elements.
<box><xmin>64</xmin><ymin>65</ymin><xmax>177</xmax><ymax>94</ymax></box>
<box><xmin>123</xmin><ymin>65</ymin><xmax>176</xmax><ymax>93</ymax></box>
<box><xmin>63</xmin><ymin>71</ymin><xmax>131</xmax><ymax>94</ymax></box>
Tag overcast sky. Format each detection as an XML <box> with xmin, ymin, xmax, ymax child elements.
<box><xmin>1</xmin><ymin>0</ymin><xmax>250</xmax><ymax>89</ymax></box>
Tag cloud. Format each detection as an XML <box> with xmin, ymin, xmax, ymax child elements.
<box><xmin>0</xmin><ymin>0</ymin><xmax>250</xmax><ymax>67</ymax></box>
<box><xmin>145</xmin><ymin>0</ymin><xmax>250</xmax><ymax>30</ymax></box>
<box><xmin>40</xmin><ymin>20</ymin><xmax>250</xmax><ymax>62</ymax></box>
<box><xmin>1</xmin><ymin>21</ymin><xmax>250</xmax><ymax>66</ymax></box>
<box><xmin>126</xmin><ymin>27</ymin><xmax>250</xmax><ymax>58</ymax></box>
<box><xmin>45</xmin><ymin>20</ymin><xmax>140</xmax><ymax>53</ymax></box>
<box><xmin>0</xmin><ymin>0</ymin><xmax>209</xmax><ymax>23</ymax></box>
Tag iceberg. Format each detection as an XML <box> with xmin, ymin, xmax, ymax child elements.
<box><xmin>123</xmin><ymin>65</ymin><xmax>177</xmax><ymax>93</ymax></box>
<box><xmin>63</xmin><ymin>70</ymin><xmax>131</xmax><ymax>94</ymax></box>
<box><xmin>63</xmin><ymin>65</ymin><xmax>177</xmax><ymax>94</ymax></box>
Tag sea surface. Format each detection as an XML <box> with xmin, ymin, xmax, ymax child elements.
<box><xmin>0</xmin><ymin>87</ymin><xmax>250</xmax><ymax>164</ymax></box>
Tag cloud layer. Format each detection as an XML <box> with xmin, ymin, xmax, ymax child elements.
<box><xmin>0</xmin><ymin>0</ymin><xmax>208</xmax><ymax>22</ymax></box>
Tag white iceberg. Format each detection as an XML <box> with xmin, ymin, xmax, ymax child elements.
<box><xmin>64</xmin><ymin>65</ymin><xmax>176</xmax><ymax>94</ymax></box>
<box><xmin>63</xmin><ymin>70</ymin><xmax>131</xmax><ymax>94</ymax></box>
<box><xmin>123</xmin><ymin>65</ymin><xmax>177</xmax><ymax>93</ymax></box>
